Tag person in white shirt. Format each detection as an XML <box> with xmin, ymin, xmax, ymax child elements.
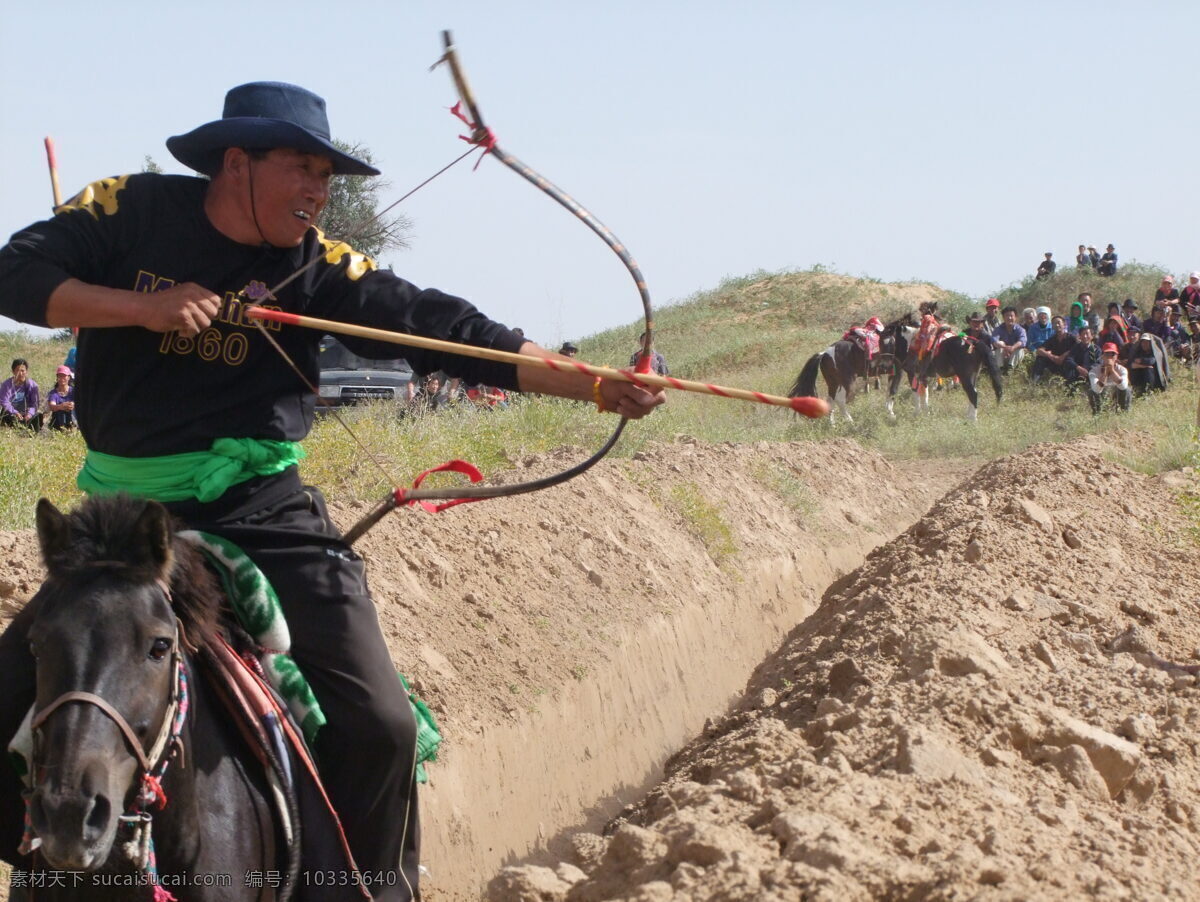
<box><xmin>1088</xmin><ymin>342</ymin><xmax>1131</xmax><ymax>413</ymax></box>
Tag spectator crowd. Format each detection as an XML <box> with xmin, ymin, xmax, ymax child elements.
<box><xmin>0</xmin><ymin>354</ymin><xmax>76</xmax><ymax>434</ymax></box>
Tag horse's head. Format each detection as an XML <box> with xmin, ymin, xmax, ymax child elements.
<box><xmin>26</xmin><ymin>496</ymin><xmax>191</xmax><ymax>870</ymax></box>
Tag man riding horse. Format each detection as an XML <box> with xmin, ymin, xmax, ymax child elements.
<box><xmin>0</xmin><ymin>81</ymin><xmax>665</xmax><ymax>898</ymax></box>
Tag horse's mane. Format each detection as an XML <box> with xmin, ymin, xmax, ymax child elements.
<box><xmin>40</xmin><ymin>495</ymin><xmax>222</xmax><ymax>651</ymax></box>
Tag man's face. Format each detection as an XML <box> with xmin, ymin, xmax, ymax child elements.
<box><xmin>1052</xmin><ymin>317</ymin><xmax>1065</xmax><ymax>334</ymax></box>
<box><xmin>1038</xmin><ymin>312</ymin><xmax>1049</xmax><ymax>325</ymax></box>
<box><xmin>245</xmin><ymin>148</ymin><xmax>333</xmax><ymax>247</ymax></box>
<box><xmin>1079</xmin><ymin>328</ymin><xmax>1093</xmax><ymax>344</ymax></box>
<box><xmin>1004</xmin><ymin>310</ymin><xmax>1017</xmax><ymax>325</ymax></box>
<box><xmin>1080</xmin><ymin>295</ymin><xmax>1092</xmax><ymax>310</ymax></box>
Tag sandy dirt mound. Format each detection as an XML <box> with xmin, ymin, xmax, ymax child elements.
<box><xmin>492</xmin><ymin>438</ymin><xmax>1200</xmax><ymax>901</ymax></box>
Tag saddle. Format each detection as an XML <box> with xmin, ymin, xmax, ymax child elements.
<box><xmin>842</xmin><ymin>327</ymin><xmax>880</xmax><ymax>359</ymax></box>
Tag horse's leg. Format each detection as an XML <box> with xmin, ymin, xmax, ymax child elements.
<box><xmin>962</xmin><ymin>367</ymin><xmax>980</xmax><ymax>422</ymax></box>
<box><xmin>835</xmin><ymin>385</ymin><xmax>853</xmax><ymax>423</ymax></box>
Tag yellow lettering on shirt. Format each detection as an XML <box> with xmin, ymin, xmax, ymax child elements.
<box><xmin>56</xmin><ymin>175</ymin><xmax>132</xmax><ymax>219</ymax></box>
<box><xmin>315</xmin><ymin>228</ymin><xmax>376</xmax><ymax>282</ymax></box>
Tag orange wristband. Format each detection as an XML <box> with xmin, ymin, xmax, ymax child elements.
<box><xmin>592</xmin><ymin>377</ymin><xmax>608</xmax><ymax>412</ymax></box>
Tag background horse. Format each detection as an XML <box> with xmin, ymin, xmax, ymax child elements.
<box><xmin>888</xmin><ymin>333</ymin><xmax>1003</xmax><ymax>421</ymax></box>
<box><xmin>790</xmin><ymin>315</ymin><xmax>915</xmax><ymax>422</ymax></box>
<box><xmin>6</xmin><ymin>496</ymin><xmax>282</xmax><ymax>900</ymax></box>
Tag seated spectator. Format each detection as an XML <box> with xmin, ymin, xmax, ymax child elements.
<box><xmin>1154</xmin><ymin>275</ymin><xmax>1180</xmax><ymax>307</ymax></box>
<box><xmin>962</xmin><ymin>312</ymin><xmax>989</xmax><ymax>342</ymax></box>
<box><xmin>1088</xmin><ymin>343</ymin><xmax>1131</xmax><ymax>412</ymax></box>
<box><xmin>0</xmin><ymin>358</ymin><xmax>42</xmax><ymax>432</ymax></box>
<box><xmin>1021</xmin><ymin>308</ymin><xmax>1037</xmax><ymax>331</ymax></box>
<box><xmin>1099</xmin><ymin>243</ymin><xmax>1118</xmax><ymax>276</ymax></box>
<box><xmin>1065</xmin><ymin>300</ymin><xmax>1088</xmax><ymax>335</ymax></box>
<box><xmin>47</xmin><ymin>365</ymin><xmax>76</xmax><ymax>430</ymax></box>
<box><xmin>558</xmin><ymin>342</ymin><xmax>579</xmax><ymax>358</ymax></box>
<box><xmin>466</xmin><ymin>384</ymin><xmax>509</xmax><ymax>409</ymax></box>
<box><xmin>1189</xmin><ymin>318</ymin><xmax>1200</xmax><ymax>360</ymax></box>
<box><xmin>1127</xmin><ymin>333</ymin><xmax>1168</xmax><ymax>395</ymax></box>
<box><xmin>1026</xmin><ymin>306</ymin><xmax>1054</xmax><ymax>352</ymax></box>
<box><xmin>1181</xmin><ymin>272</ymin><xmax>1200</xmax><ymax>315</ymax></box>
<box><xmin>1078</xmin><ymin>293</ymin><xmax>1101</xmax><ymax>334</ymax></box>
<box><xmin>629</xmin><ymin>331</ymin><xmax>669</xmax><ymax>375</ymax></box>
<box><xmin>1075</xmin><ymin>244</ymin><xmax>1091</xmax><ymax>269</ymax></box>
<box><xmin>1032</xmin><ymin>315</ymin><xmax>1076</xmax><ymax>383</ymax></box>
<box><xmin>1121</xmin><ymin>298</ymin><xmax>1142</xmax><ymax>331</ymax></box>
<box><xmin>1143</xmin><ymin>305</ymin><xmax>1172</xmax><ymax>342</ymax></box>
<box><xmin>991</xmin><ymin>307</ymin><xmax>1028</xmax><ymax>372</ymax></box>
<box><xmin>1120</xmin><ymin>325</ymin><xmax>1143</xmax><ymax>366</ymax></box>
<box><xmin>1036</xmin><ymin>252</ymin><xmax>1056</xmax><ymax>280</ymax></box>
<box><xmin>1065</xmin><ymin>325</ymin><xmax>1100</xmax><ymax>392</ymax></box>
<box><xmin>1166</xmin><ymin>308</ymin><xmax>1190</xmax><ymax>359</ymax></box>
<box><xmin>1097</xmin><ymin>315</ymin><xmax>1128</xmax><ymax>350</ymax></box>
<box><xmin>983</xmin><ymin>298</ymin><xmax>1003</xmax><ymax>336</ymax></box>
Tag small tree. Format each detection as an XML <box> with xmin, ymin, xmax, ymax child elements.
<box><xmin>143</xmin><ymin>155</ymin><xmax>163</xmax><ymax>174</ymax></box>
<box><xmin>318</xmin><ymin>140</ymin><xmax>412</xmax><ymax>260</ymax></box>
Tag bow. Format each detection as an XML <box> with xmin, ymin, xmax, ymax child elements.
<box><xmin>301</xmin><ymin>31</ymin><xmax>660</xmax><ymax>540</ymax></box>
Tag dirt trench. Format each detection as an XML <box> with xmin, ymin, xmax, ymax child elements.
<box><xmin>340</xmin><ymin>439</ymin><xmax>971</xmax><ymax>900</ymax></box>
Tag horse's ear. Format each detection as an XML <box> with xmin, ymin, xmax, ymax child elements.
<box><xmin>35</xmin><ymin>498</ymin><xmax>72</xmax><ymax>570</ymax></box>
<box><xmin>131</xmin><ymin>500</ymin><xmax>175</xmax><ymax>579</ymax></box>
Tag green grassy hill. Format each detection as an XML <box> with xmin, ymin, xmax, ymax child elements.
<box><xmin>0</xmin><ymin>264</ymin><xmax>1192</xmax><ymax>528</ymax></box>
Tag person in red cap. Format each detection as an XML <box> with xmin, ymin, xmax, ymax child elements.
<box><xmin>1087</xmin><ymin>342</ymin><xmax>1131</xmax><ymax>412</ymax></box>
<box><xmin>983</xmin><ymin>298</ymin><xmax>1002</xmax><ymax>337</ymax></box>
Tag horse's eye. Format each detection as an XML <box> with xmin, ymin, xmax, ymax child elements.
<box><xmin>148</xmin><ymin>638</ymin><xmax>173</xmax><ymax>661</ymax></box>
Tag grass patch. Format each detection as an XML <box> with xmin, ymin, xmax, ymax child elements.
<box><xmin>667</xmin><ymin>481</ymin><xmax>737</xmax><ymax>565</ymax></box>
<box><xmin>751</xmin><ymin>461</ymin><xmax>819</xmax><ymax>524</ymax></box>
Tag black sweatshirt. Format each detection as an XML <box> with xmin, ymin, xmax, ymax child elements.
<box><xmin>0</xmin><ymin>173</ymin><xmax>524</xmax><ymax>456</ymax></box>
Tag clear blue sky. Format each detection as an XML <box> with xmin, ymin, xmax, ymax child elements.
<box><xmin>2</xmin><ymin>0</ymin><xmax>1195</xmax><ymax>346</ymax></box>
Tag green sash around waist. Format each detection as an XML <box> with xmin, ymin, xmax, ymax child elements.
<box><xmin>78</xmin><ymin>438</ymin><xmax>305</xmax><ymax>503</ymax></box>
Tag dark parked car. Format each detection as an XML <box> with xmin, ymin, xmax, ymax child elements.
<box><xmin>317</xmin><ymin>336</ymin><xmax>414</xmax><ymax>409</ymax></box>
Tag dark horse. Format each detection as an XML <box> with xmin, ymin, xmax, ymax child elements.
<box><xmin>789</xmin><ymin>314</ymin><xmax>917</xmax><ymax>422</ymax></box>
<box><xmin>2</xmin><ymin>496</ymin><xmax>282</xmax><ymax>900</ymax></box>
<box><xmin>887</xmin><ymin>333</ymin><xmax>1004</xmax><ymax>421</ymax></box>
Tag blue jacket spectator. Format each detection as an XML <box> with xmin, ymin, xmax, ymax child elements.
<box><xmin>1026</xmin><ymin>307</ymin><xmax>1054</xmax><ymax>351</ymax></box>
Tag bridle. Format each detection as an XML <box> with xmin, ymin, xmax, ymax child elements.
<box><xmin>23</xmin><ymin>576</ymin><xmax>189</xmax><ymax>875</ymax></box>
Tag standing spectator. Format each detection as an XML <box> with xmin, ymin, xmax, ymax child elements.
<box><xmin>1078</xmin><ymin>292</ymin><xmax>1101</xmax><ymax>334</ymax></box>
<box><xmin>1180</xmin><ymin>272</ymin><xmax>1200</xmax><ymax>315</ymax></box>
<box><xmin>1121</xmin><ymin>298</ymin><xmax>1142</xmax><ymax>331</ymax></box>
<box><xmin>1099</xmin><ymin>244</ymin><xmax>1118</xmax><ymax>276</ymax></box>
<box><xmin>558</xmin><ymin>342</ymin><xmax>578</xmax><ymax>358</ymax></box>
<box><xmin>1036</xmin><ymin>252</ymin><xmax>1056</xmax><ymax>280</ymax></box>
<box><xmin>992</xmin><ymin>307</ymin><xmax>1028</xmax><ymax>372</ymax></box>
<box><xmin>1088</xmin><ymin>343</ymin><xmax>1131</xmax><ymax>412</ymax></box>
<box><xmin>983</xmin><ymin>298</ymin><xmax>1003</xmax><ymax>336</ymax></box>
<box><xmin>1154</xmin><ymin>275</ymin><xmax>1180</xmax><ymax>307</ymax></box>
<box><xmin>47</xmin><ymin>365</ymin><xmax>76</xmax><ymax>430</ymax></box>
<box><xmin>0</xmin><ymin>358</ymin><xmax>42</xmax><ymax>431</ymax></box>
<box><xmin>629</xmin><ymin>331</ymin><xmax>669</xmax><ymax>375</ymax></box>
<box><xmin>1087</xmin><ymin>245</ymin><xmax>1101</xmax><ymax>269</ymax></box>
<box><xmin>1066</xmin><ymin>300</ymin><xmax>1088</xmax><ymax>335</ymax></box>
<box><xmin>1032</xmin><ymin>315</ymin><xmax>1076</xmax><ymax>383</ymax></box>
<box><xmin>1065</xmin><ymin>325</ymin><xmax>1100</xmax><ymax>393</ymax></box>
<box><xmin>1075</xmin><ymin>244</ymin><xmax>1091</xmax><ymax>269</ymax></box>
<box><xmin>1027</xmin><ymin>306</ymin><xmax>1054</xmax><ymax>352</ymax></box>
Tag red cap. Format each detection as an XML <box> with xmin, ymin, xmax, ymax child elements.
<box><xmin>986</xmin><ymin>298</ymin><xmax>1000</xmax><ymax>308</ymax></box>
<box><xmin>1101</xmin><ymin>342</ymin><xmax>1119</xmax><ymax>354</ymax></box>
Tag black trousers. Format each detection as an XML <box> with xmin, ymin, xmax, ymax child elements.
<box><xmin>0</xmin><ymin>470</ymin><xmax>420</xmax><ymax>901</ymax></box>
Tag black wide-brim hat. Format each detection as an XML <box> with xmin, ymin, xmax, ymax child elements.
<box><xmin>166</xmin><ymin>81</ymin><xmax>380</xmax><ymax>177</ymax></box>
